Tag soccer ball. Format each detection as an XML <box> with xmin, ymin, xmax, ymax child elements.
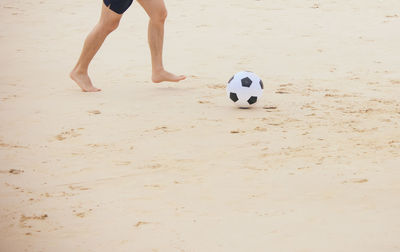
<box><xmin>226</xmin><ymin>71</ymin><xmax>263</xmax><ymax>108</ymax></box>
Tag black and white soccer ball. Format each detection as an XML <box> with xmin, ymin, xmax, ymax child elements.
<box><xmin>226</xmin><ymin>71</ymin><xmax>264</xmax><ymax>108</ymax></box>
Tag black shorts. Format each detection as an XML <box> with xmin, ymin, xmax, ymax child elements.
<box><xmin>104</xmin><ymin>0</ymin><xmax>134</xmax><ymax>14</ymax></box>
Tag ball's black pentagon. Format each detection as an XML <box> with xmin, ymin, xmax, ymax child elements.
<box><xmin>228</xmin><ymin>76</ymin><xmax>234</xmax><ymax>83</ymax></box>
<box><xmin>259</xmin><ymin>80</ymin><xmax>264</xmax><ymax>89</ymax></box>
<box><xmin>241</xmin><ymin>77</ymin><xmax>252</xmax><ymax>87</ymax></box>
<box><xmin>230</xmin><ymin>92</ymin><xmax>239</xmax><ymax>102</ymax></box>
<box><xmin>247</xmin><ymin>96</ymin><xmax>258</xmax><ymax>105</ymax></box>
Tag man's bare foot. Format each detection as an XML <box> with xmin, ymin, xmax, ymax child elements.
<box><xmin>70</xmin><ymin>70</ymin><xmax>101</xmax><ymax>92</ymax></box>
<box><xmin>152</xmin><ymin>69</ymin><xmax>186</xmax><ymax>83</ymax></box>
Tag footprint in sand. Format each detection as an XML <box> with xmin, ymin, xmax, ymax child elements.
<box><xmin>73</xmin><ymin>209</ymin><xmax>93</xmax><ymax>218</ymax></box>
<box><xmin>75</xmin><ymin>209</ymin><xmax>93</xmax><ymax>218</ymax></box>
<box><xmin>198</xmin><ymin>100</ymin><xmax>211</xmax><ymax>104</ymax></box>
<box><xmin>114</xmin><ymin>161</ymin><xmax>131</xmax><ymax>166</ymax></box>
<box><xmin>254</xmin><ymin>127</ymin><xmax>267</xmax><ymax>132</ymax></box>
<box><xmin>0</xmin><ymin>169</ymin><xmax>24</xmax><ymax>175</ymax></box>
<box><xmin>88</xmin><ymin>110</ymin><xmax>101</xmax><ymax>115</ymax></box>
<box><xmin>134</xmin><ymin>221</ymin><xmax>151</xmax><ymax>227</ymax></box>
<box><xmin>389</xmin><ymin>140</ymin><xmax>400</xmax><ymax>148</ymax></box>
<box><xmin>263</xmin><ymin>106</ymin><xmax>277</xmax><ymax>112</ymax></box>
<box><xmin>68</xmin><ymin>185</ymin><xmax>90</xmax><ymax>191</ymax></box>
<box><xmin>276</xmin><ymin>83</ymin><xmax>296</xmax><ymax>94</ymax></box>
<box><xmin>153</xmin><ymin>126</ymin><xmax>179</xmax><ymax>133</ymax></box>
<box><xmin>275</xmin><ymin>88</ymin><xmax>290</xmax><ymax>94</ymax></box>
<box><xmin>0</xmin><ymin>140</ymin><xmax>28</xmax><ymax>149</ymax></box>
<box><xmin>75</xmin><ymin>212</ymin><xmax>86</xmax><ymax>218</ymax></box>
<box><xmin>342</xmin><ymin>178</ymin><xmax>368</xmax><ymax>184</ymax></box>
<box><xmin>19</xmin><ymin>214</ymin><xmax>48</xmax><ymax>229</ymax></box>
<box><xmin>55</xmin><ymin>128</ymin><xmax>84</xmax><ymax>141</ymax></box>
<box><xmin>230</xmin><ymin>130</ymin><xmax>245</xmax><ymax>134</ymax></box>
<box><xmin>9</xmin><ymin>169</ymin><xmax>24</xmax><ymax>174</ymax></box>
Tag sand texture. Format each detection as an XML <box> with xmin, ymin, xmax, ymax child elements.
<box><xmin>1</xmin><ymin>0</ymin><xmax>400</xmax><ymax>251</ymax></box>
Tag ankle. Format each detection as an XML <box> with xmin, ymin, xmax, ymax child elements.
<box><xmin>72</xmin><ymin>66</ymin><xmax>88</xmax><ymax>75</ymax></box>
<box><xmin>152</xmin><ymin>66</ymin><xmax>165</xmax><ymax>74</ymax></box>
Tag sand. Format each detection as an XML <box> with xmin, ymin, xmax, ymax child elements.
<box><xmin>0</xmin><ymin>0</ymin><xmax>400</xmax><ymax>251</ymax></box>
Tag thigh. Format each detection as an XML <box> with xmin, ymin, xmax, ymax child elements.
<box><xmin>103</xmin><ymin>0</ymin><xmax>134</xmax><ymax>14</ymax></box>
<box><xmin>100</xmin><ymin>1</ymin><xmax>123</xmax><ymax>25</ymax></box>
<box><xmin>136</xmin><ymin>0</ymin><xmax>167</xmax><ymax>19</ymax></box>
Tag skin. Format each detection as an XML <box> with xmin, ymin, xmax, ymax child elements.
<box><xmin>70</xmin><ymin>0</ymin><xmax>186</xmax><ymax>92</ymax></box>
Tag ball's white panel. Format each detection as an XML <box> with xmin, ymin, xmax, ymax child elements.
<box><xmin>226</xmin><ymin>71</ymin><xmax>263</xmax><ymax>108</ymax></box>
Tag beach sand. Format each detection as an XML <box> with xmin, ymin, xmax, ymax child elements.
<box><xmin>0</xmin><ymin>0</ymin><xmax>399</xmax><ymax>251</ymax></box>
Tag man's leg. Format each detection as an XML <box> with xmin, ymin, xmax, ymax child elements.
<box><xmin>137</xmin><ymin>0</ymin><xmax>186</xmax><ymax>83</ymax></box>
<box><xmin>70</xmin><ymin>3</ymin><xmax>123</xmax><ymax>92</ymax></box>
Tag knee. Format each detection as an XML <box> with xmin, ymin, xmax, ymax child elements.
<box><xmin>100</xmin><ymin>19</ymin><xmax>120</xmax><ymax>34</ymax></box>
<box><xmin>150</xmin><ymin>9</ymin><xmax>167</xmax><ymax>24</ymax></box>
